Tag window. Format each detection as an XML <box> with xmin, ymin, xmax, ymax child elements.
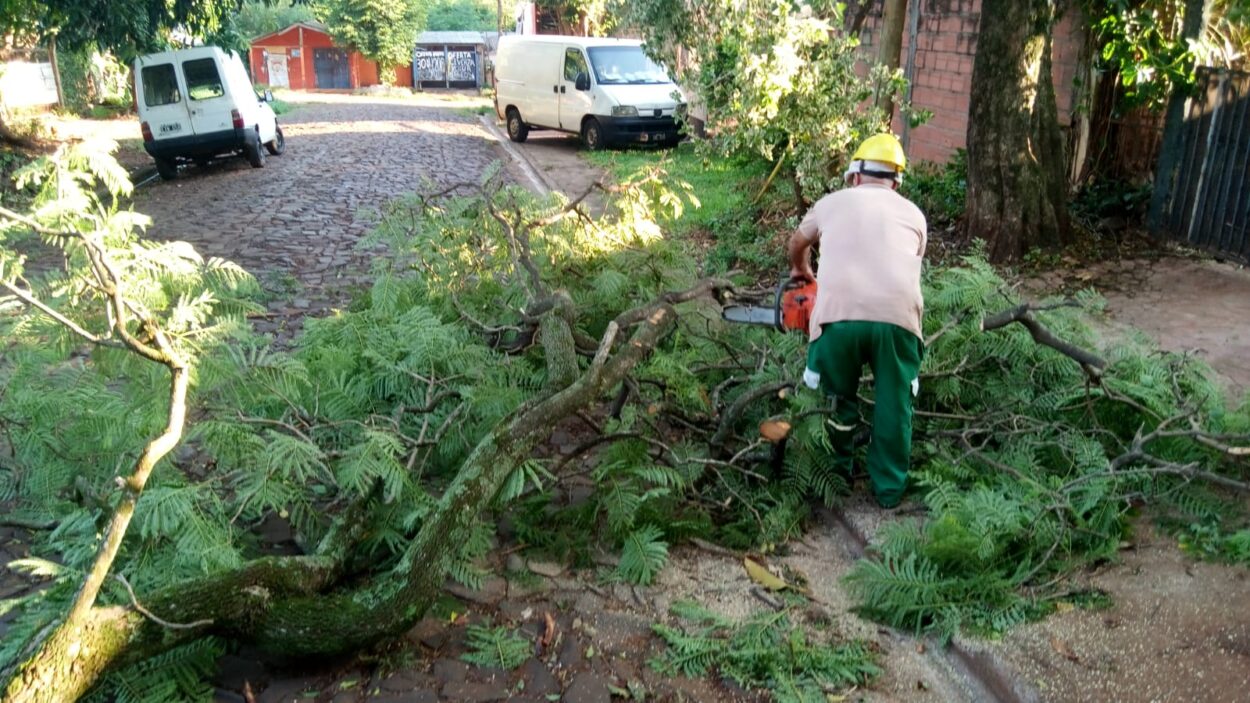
<box><xmin>587</xmin><ymin>46</ymin><xmax>670</xmax><ymax>85</ymax></box>
<box><xmin>183</xmin><ymin>58</ymin><xmax>225</xmax><ymax>100</ymax></box>
<box><xmin>563</xmin><ymin>48</ymin><xmax>589</xmax><ymax>83</ymax></box>
<box><xmin>141</xmin><ymin>64</ymin><xmax>180</xmax><ymax>107</ymax></box>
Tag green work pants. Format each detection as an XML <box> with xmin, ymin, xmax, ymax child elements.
<box><xmin>806</xmin><ymin>321</ymin><xmax>923</xmax><ymax>508</ymax></box>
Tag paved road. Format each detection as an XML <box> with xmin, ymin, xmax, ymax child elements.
<box><xmin>131</xmin><ymin>92</ymin><xmax>510</xmax><ymax>337</ymax></box>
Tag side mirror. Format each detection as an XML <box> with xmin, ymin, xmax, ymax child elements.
<box><xmin>575</xmin><ymin>72</ymin><xmax>590</xmax><ymax>91</ymax></box>
<box><xmin>264</xmin><ymin>90</ymin><xmax>274</xmax><ymax>103</ymax></box>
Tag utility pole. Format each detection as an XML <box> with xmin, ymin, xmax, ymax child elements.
<box><xmin>48</xmin><ymin>32</ymin><xmax>65</xmax><ymax>110</ymax></box>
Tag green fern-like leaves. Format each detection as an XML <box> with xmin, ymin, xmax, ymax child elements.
<box><xmin>460</xmin><ymin>625</ymin><xmax>531</xmax><ymax>670</ymax></box>
<box><xmin>616</xmin><ymin>525</ymin><xmax>669</xmax><ymax>585</ymax></box>
<box><xmin>653</xmin><ymin>601</ymin><xmax>879</xmax><ymax>703</ymax></box>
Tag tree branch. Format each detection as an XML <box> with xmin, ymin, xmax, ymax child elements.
<box><xmin>981</xmin><ymin>302</ymin><xmax>1106</xmax><ymax>380</ymax></box>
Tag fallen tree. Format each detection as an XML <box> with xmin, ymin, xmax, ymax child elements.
<box><xmin>2</xmin><ymin>148</ymin><xmax>1249</xmax><ymax>701</ymax></box>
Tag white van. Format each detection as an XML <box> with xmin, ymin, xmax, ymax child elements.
<box><xmin>134</xmin><ymin>46</ymin><xmax>284</xmax><ymax>180</ymax></box>
<box><xmin>494</xmin><ymin>36</ymin><xmax>685</xmax><ymax>150</ymax></box>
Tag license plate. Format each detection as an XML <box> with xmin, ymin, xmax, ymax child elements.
<box><xmin>159</xmin><ymin>123</ymin><xmax>182</xmax><ymax>134</ymax></box>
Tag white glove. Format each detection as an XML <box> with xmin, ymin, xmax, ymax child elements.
<box><xmin>803</xmin><ymin>367</ymin><xmax>821</xmax><ymax>390</ymax></box>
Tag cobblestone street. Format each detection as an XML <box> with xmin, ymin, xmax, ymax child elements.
<box><xmin>131</xmin><ymin>92</ymin><xmax>509</xmax><ymax>337</ymax></box>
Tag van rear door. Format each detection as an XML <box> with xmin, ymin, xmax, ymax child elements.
<box><xmin>181</xmin><ymin>56</ymin><xmax>235</xmax><ymax>136</ymax></box>
<box><xmin>138</xmin><ymin>59</ymin><xmax>192</xmax><ymax>141</ymax></box>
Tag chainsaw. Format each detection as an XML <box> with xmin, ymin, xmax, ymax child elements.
<box><xmin>721</xmin><ymin>277</ymin><xmax>817</xmax><ymax>333</ymax></box>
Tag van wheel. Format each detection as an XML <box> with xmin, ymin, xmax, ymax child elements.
<box><xmin>154</xmin><ymin>157</ymin><xmax>177</xmax><ymax>181</ymax></box>
<box><xmin>506</xmin><ymin>107</ymin><xmax>529</xmax><ymax>143</ymax></box>
<box><xmin>245</xmin><ymin>133</ymin><xmax>266</xmax><ymax>168</ymax></box>
<box><xmin>266</xmin><ymin>125</ymin><xmax>285</xmax><ymax>155</ymax></box>
<box><xmin>581</xmin><ymin>118</ymin><xmax>605</xmax><ymax>151</ymax></box>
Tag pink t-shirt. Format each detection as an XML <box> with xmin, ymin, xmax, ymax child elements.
<box><xmin>798</xmin><ymin>183</ymin><xmax>927</xmax><ymax>341</ymax></box>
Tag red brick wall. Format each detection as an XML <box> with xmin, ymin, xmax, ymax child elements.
<box><xmin>861</xmin><ymin>0</ymin><xmax>1086</xmax><ymax>165</ymax></box>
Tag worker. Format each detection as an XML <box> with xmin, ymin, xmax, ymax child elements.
<box><xmin>787</xmin><ymin>133</ymin><xmax>927</xmax><ymax>509</ymax></box>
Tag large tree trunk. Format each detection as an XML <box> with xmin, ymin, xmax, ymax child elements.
<box><xmin>1</xmin><ymin>285</ymin><xmax>713</xmax><ymax>703</ymax></box>
<box><xmin>964</xmin><ymin>0</ymin><xmax>1071</xmax><ymax>263</ymax></box>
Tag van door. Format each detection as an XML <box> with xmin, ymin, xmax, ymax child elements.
<box><xmin>181</xmin><ymin>56</ymin><xmax>234</xmax><ymax>135</ymax></box>
<box><xmin>558</xmin><ymin>47</ymin><xmax>595</xmax><ymax>132</ymax></box>
<box><xmin>517</xmin><ymin>42</ymin><xmax>565</xmax><ymax>129</ymax></box>
<box><xmin>138</xmin><ymin>60</ymin><xmax>192</xmax><ymax>141</ymax></box>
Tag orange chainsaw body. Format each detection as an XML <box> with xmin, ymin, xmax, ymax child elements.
<box><xmin>780</xmin><ymin>280</ymin><xmax>817</xmax><ymax>333</ymax></box>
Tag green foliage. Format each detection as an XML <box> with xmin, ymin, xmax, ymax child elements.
<box><xmin>82</xmin><ymin>638</ymin><xmax>226</xmax><ymax>703</ymax></box>
<box><xmin>616</xmin><ymin>524</ymin><xmax>669</xmax><ymax>585</ymax></box>
<box><xmin>844</xmin><ymin>252</ymin><xmax>1250</xmax><ymax>639</ymax></box>
<box><xmin>322</xmin><ymin>0</ymin><xmax>426</xmax><ymax>82</ymax></box>
<box><xmin>618</xmin><ymin>0</ymin><xmax>917</xmax><ymax>202</ymax></box>
<box><xmin>427</xmin><ymin>0</ymin><xmax>514</xmax><ymax>31</ymax></box>
<box><xmin>1</xmin><ymin>0</ymin><xmax>242</xmax><ymax>60</ymax></box>
<box><xmin>460</xmin><ymin>625</ymin><xmax>531</xmax><ymax>669</ymax></box>
<box><xmin>899</xmin><ymin>149</ymin><xmax>967</xmax><ymax>231</ymax></box>
<box><xmin>229</xmin><ymin>0</ymin><xmax>317</xmax><ymax>41</ymax></box>
<box><xmin>583</xmin><ymin>143</ymin><xmax>780</xmax><ymax>274</ymax></box>
<box><xmin>652</xmin><ymin>601</ymin><xmax>880</xmax><ymax>702</ymax></box>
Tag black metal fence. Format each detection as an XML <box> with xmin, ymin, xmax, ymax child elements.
<box><xmin>1150</xmin><ymin>68</ymin><xmax>1250</xmax><ymax>261</ymax></box>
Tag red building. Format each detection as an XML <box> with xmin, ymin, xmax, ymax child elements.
<box><xmin>249</xmin><ymin>21</ymin><xmax>412</xmax><ymax>90</ymax></box>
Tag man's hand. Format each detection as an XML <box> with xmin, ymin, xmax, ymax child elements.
<box><xmin>788</xmin><ymin>267</ymin><xmax>815</xmax><ymax>284</ymax></box>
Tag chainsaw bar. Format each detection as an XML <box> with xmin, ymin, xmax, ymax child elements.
<box><xmin>721</xmin><ymin>305</ymin><xmax>781</xmax><ymax>327</ymax></box>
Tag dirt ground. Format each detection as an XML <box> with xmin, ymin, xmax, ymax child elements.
<box><xmin>1027</xmin><ymin>254</ymin><xmax>1250</xmax><ymax>397</ymax></box>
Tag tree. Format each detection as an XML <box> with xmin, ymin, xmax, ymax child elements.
<box><xmin>618</xmin><ymin>0</ymin><xmax>909</xmax><ymax>207</ymax></box>
<box><xmin>963</xmin><ymin>0</ymin><xmax>1071</xmax><ymax>263</ymax></box>
<box><xmin>228</xmin><ymin>0</ymin><xmax>319</xmax><ymax>41</ymax></box>
<box><xmin>0</xmin><ymin>0</ymin><xmax>243</xmax><ymax>61</ymax></box>
<box><xmin>322</xmin><ymin>0</ymin><xmax>426</xmax><ymax>85</ymax></box>
<box><xmin>426</xmin><ymin>0</ymin><xmax>513</xmax><ymax>31</ymax></box>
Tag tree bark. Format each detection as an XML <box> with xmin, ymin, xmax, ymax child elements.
<box><xmin>964</xmin><ymin>0</ymin><xmax>1071</xmax><ymax>263</ymax></box>
<box><xmin>875</xmin><ymin>0</ymin><xmax>908</xmax><ymax>118</ymax></box>
<box><xmin>1</xmin><ymin>286</ymin><xmax>708</xmax><ymax>703</ymax></box>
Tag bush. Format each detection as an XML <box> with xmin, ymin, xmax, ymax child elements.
<box><xmin>899</xmin><ymin>149</ymin><xmax>967</xmax><ymax>230</ymax></box>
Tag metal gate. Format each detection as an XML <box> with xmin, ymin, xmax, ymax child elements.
<box><xmin>1150</xmin><ymin>67</ymin><xmax>1250</xmax><ymax>261</ymax></box>
<box><xmin>313</xmin><ymin>48</ymin><xmax>350</xmax><ymax>89</ymax></box>
<box><xmin>414</xmin><ymin>46</ymin><xmax>479</xmax><ymax>89</ymax></box>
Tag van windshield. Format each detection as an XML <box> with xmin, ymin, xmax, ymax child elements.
<box><xmin>587</xmin><ymin>46</ymin><xmax>670</xmax><ymax>85</ymax></box>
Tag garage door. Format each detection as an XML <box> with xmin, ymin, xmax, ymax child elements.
<box><xmin>313</xmin><ymin>48</ymin><xmax>349</xmax><ymax>89</ymax></box>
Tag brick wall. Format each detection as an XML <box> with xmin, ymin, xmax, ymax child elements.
<box><xmin>861</xmin><ymin>0</ymin><xmax>1086</xmax><ymax>165</ymax></box>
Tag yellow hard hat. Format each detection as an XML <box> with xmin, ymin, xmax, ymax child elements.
<box><xmin>850</xmin><ymin>134</ymin><xmax>907</xmax><ymax>172</ymax></box>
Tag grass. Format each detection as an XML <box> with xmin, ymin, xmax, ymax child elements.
<box><xmin>585</xmin><ymin>142</ymin><xmax>787</xmax><ymax>275</ymax></box>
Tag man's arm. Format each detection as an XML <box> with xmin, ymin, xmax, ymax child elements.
<box><xmin>788</xmin><ymin>226</ymin><xmax>820</xmax><ymax>283</ymax></box>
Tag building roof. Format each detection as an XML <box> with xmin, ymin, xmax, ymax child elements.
<box><xmin>416</xmin><ymin>31</ymin><xmax>488</xmax><ymax>46</ymax></box>
<box><xmin>250</xmin><ymin>21</ymin><xmax>330</xmax><ymax>44</ymax></box>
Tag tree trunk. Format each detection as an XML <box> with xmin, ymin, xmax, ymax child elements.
<box><xmin>875</xmin><ymin>0</ymin><xmax>908</xmax><ymax>118</ymax></box>
<box><xmin>1</xmin><ymin>292</ymin><xmax>697</xmax><ymax>703</ymax></box>
<box><xmin>964</xmin><ymin>0</ymin><xmax>1071</xmax><ymax>263</ymax></box>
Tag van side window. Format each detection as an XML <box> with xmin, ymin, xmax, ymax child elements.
<box><xmin>141</xmin><ymin>64</ymin><xmax>180</xmax><ymax>107</ymax></box>
<box><xmin>183</xmin><ymin>58</ymin><xmax>225</xmax><ymax>100</ymax></box>
<box><xmin>563</xmin><ymin>49</ymin><xmax>588</xmax><ymax>83</ymax></box>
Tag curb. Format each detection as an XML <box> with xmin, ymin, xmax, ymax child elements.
<box><xmin>818</xmin><ymin>506</ymin><xmax>1040</xmax><ymax>703</ymax></box>
<box><xmin>478</xmin><ymin>114</ymin><xmax>554</xmax><ymax>195</ymax></box>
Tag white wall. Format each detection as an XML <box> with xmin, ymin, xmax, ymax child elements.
<box><xmin>0</xmin><ymin>61</ymin><xmax>59</xmax><ymax>108</ymax></box>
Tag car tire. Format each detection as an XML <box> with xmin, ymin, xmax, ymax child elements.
<box><xmin>265</xmin><ymin>125</ymin><xmax>285</xmax><ymax>155</ymax></box>
<box><xmin>154</xmin><ymin>157</ymin><xmax>177</xmax><ymax>181</ymax></box>
<box><xmin>506</xmin><ymin>107</ymin><xmax>529</xmax><ymax>143</ymax></box>
<box><xmin>245</xmin><ymin>131</ymin><xmax>266</xmax><ymax>168</ymax></box>
<box><xmin>581</xmin><ymin>117</ymin><xmax>605</xmax><ymax>151</ymax></box>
